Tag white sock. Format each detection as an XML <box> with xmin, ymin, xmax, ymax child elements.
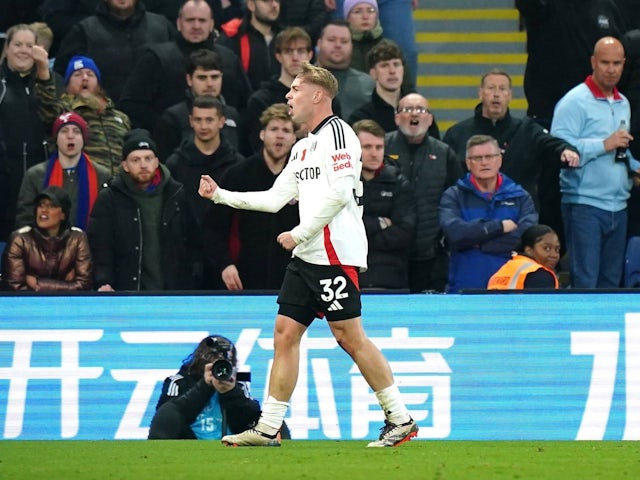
<box><xmin>375</xmin><ymin>384</ymin><xmax>410</xmax><ymax>425</ymax></box>
<box><xmin>257</xmin><ymin>395</ymin><xmax>290</xmax><ymax>436</ymax></box>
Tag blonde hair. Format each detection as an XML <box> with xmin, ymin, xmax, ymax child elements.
<box><xmin>30</xmin><ymin>22</ymin><xmax>54</xmax><ymax>51</ymax></box>
<box><xmin>297</xmin><ymin>62</ymin><xmax>339</xmax><ymax>99</ymax></box>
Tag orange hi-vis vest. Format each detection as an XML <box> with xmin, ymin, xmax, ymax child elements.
<box><xmin>487</xmin><ymin>254</ymin><xmax>559</xmax><ymax>289</ymax></box>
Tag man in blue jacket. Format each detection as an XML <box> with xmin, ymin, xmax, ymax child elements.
<box><xmin>439</xmin><ymin>134</ymin><xmax>538</xmax><ymax>293</ymax></box>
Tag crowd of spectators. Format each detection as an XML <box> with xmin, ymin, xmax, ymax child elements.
<box><xmin>2</xmin><ymin>0</ymin><xmax>640</xmax><ymax>292</ymax></box>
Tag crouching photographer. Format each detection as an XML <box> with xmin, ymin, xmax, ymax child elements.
<box><xmin>148</xmin><ymin>335</ymin><xmax>289</xmax><ymax>440</ymax></box>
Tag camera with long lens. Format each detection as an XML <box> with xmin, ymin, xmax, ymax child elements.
<box><xmin>205</xmin><ymin>336</ymin><xmax>236</xmax><ymax>382</ymax></box>
<box><xmin>211</xmin><ymin>358</ymin><xmax>234</xmax><ymax>381</ymax></box>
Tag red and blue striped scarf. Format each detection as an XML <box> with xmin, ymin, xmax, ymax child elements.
<box><xmin>43</xmin><ymin>152</ymin><xmax>99</xmax><ymax>230</ymax></box>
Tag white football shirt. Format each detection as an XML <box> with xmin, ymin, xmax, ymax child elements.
<box><xmin>212</xmin><ymin>115</ymin><xmax>368</xmax><ymax>269</ymax></box>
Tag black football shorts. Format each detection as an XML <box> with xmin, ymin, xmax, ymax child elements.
<box><xmin>277</xmin><ymin>257</ymin><xmax>362</xmax><ymax>326</ymax></box>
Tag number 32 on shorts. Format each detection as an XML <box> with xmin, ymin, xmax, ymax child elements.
<box><xmin>319</xmin><ymin>276</ymin><xmax>349</xmax><ymax>302</ymax></box>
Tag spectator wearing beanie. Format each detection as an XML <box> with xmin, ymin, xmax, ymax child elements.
<box><xmin>14</xmin><ymin>112</ymin><xmax>111</xmax><ymax>232</ymax></box>
<box><xmin>87</xmin><ymin>129</ymin><xmax>194</xmax><ymax>291</ymax></box>
<box><xmin>33</xmin><ymin>49</ymin><xmax>132</xmax><ymax>175</ymax></box>
<box><xmin>331</xmin><ymin>0</ymin><xmax>418</xmax><ymax>87</ymax></box>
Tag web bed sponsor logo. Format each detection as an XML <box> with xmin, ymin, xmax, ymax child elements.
<box><xmin>332</xmin><ymin>152</ymin><xmax>352</xmax><ymax>172</ymax></box>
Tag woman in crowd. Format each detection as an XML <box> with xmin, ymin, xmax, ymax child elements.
<box><xmin>0</xmin><ymin>24</ymin><xmax>63</xmax><ymax>243</ymax></box>
<box><xmin>488</xmin><ymin>224</ymin><xmax>561</xmax><ymax>290</ymax></box>
<box><xmin>2</xmin><ymin>186</ymin><xmax>92</xmax><ymax>291</ymax></box>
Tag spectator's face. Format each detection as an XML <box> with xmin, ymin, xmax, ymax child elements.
<box><xmin>479</xmin><ymin>74</ymin><xmax>511</xmax><ymax>121</ymax></box>
<box><xmin>347</xmin><ymin>3</ymin><xmax>378</xmax><ymax>32</ymax></box>
<box><xmin>276</xmin><ymin>39</ymin><xmax>313</xmax><ymax>79</ymax></box>
<box><xmin>4</xmin><ymin>29</ymin><xmax>35</xmax><ymax>74</ymax></box>
<box><xmin>122</xmin><ymin>150</ymin><xmax>159</xmax><ymax>186</ymax></box>
<box><xmin>370</xmin><ymin>58</ymin><xmax>403</xmax><ymax>92</ymax></box>
<box><xmin>465</xmin><ymin>142</ymin><xmax>502</xmax><ymax>182</ymax></box>
<box><xmin>394</xmin><ymin>94</ymin><xmax>432</xmax><ymax>143</ymax></box>
<box><xmin>56</xmin><ymin>125</ymin><xmax>84</xmax><ymax>158</ymax></box>
<box><xmin>316</xmin><ymin>25</ymin><xmax>352</xmax><ymax>69</ymax></box>
<box><xmin>358</xmin><ymin>131</ymin><xmax>384</xmax><ymax>173</ymax></box>
<box><xmin>249</xmin><ymin>0</ymin><xmax>280</xmax><ymax>25</ymax></box>
<box><xmin>189</xmin><ymin>106</ymin><xmax>225</xmax><ymax>142</ymax></box>
<box><xmin>187</xmin><ymin>67</ymin><xmax>223</xmax><ymax>97</ymax></box>
<box><xmin>66</xmin><ymin>68</ymin><xmax>100</xmax><ymax>96</ymax></box>
<box><xmin>525</xmin><ymin>233</ymin><xmax>561</xmax><ymax>270</ymax></box>
<box><xmin>260</xmin><ymin>118</ymin><xmax>296</xmax><ymax>162</ymax></box>
<box><xmin>178</xmin><ymin>2</ymin><xmax>214</xmax><ymax>44</ymax></box>
<box><xmin>106</xmin><ymin>0</ymin><xmax>136</xmax><ymax>17</ymax></box>
<box><xmin>591</xmin><ymin>39</ymin><xmax>625</xmax><ymax>92</ymax></box>
<box><xmin>35</xmin><ymin>199</ymin><xmax>65</xmax><ymax>234</ymax></box>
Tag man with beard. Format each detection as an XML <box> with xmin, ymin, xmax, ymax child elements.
<box><xmin>204</xmin><ymin>103</ymin><xmax>299</xmax><ymax>291</ymax></box>
<box><xmin>218</xmin><ymin>0</ymin><xmax>283</xmax><ymax>91</ymax></box>
<box><xmin>88</xmin><ymin>129</ymin><xmax>192</xmax><ymax>291</ymax></box>
<box><xmin>118</xmin><ymin>0</ymin><xmax>251</xmax><ymax>131</ymax></box>
<box><xmin>33</xmin><ymin>52</ymin><xmax>131</xmax><ymax>174</ymax></box>
<box><xmin>15</xmin><ymin>112</ymin><xmax>111</xmax><ymax>231</ymax></box>
<box><xmin>243</xmin><ymin>26</ymin><xmax>314</xmax><ymax>154</ymax></box>
<box><xmin>384</xmin><ymin>93</ymin><xmax>462</xmax><ymax>293</ymax></box>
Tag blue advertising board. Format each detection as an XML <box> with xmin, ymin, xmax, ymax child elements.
<box><xmin>0</xmin><ymin>293</ymin><xmax>638</xmax><ymax>441</ymax></box>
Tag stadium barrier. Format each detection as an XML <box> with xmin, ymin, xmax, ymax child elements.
<box><xmin>0</xmin><ymin>292</ymin><xmax>638</xmax><ymax>440</ymax></box>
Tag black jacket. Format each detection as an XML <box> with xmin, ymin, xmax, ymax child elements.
<box><xmin>53</xmin><ymin>1</ymin><xmax>175</xmax><ymax>102</ymax></box>
<box><xmin>348</xmin><ymin>88</ymin><xmax>440</xmax><ymax>139</ymax></box>
<box><xmin>243</xmin><ymin>77</ymin><xmax>290</xmax><ymax>154</ymax></box>
<box><xmin>118</xmin><ymin>35</ymin><xmax>251</xmax><ymax>131</ymax></box>
<box><xmin>218</xmin><ymin>15</ymin><xmax>282</xmax><ymax>91</ymax></box>
<box><xmin>153</xmin><ymin>91</ymin><xmax>241</xmax><ymax>162</ymax></box>
<box><xmin>384</xmin><ymin>131</ymin><xmax>462</xmax><ymax>261</ymax></box>
<box><xmin>166</xmin><ymin>138</ymin><xmax>244</xmax><ymax>289</ymax></box>
<box><xmin>148</xmin><ymin>364</ymin><xmax>261</xmax><ymax>439</ymax></box>
<box><xmin>0</xmin><ymin>62</ymin><xmax>62</xmax><ymax>241</ymax></box>
<box><xmin>360</xmin><ymin>163</ymin><xmax>415</xmax><ymax>289</ymax></box>
<box><xmin>87</xmin><ymin>165</ymin><xmax>192</xmax><ymax>291</ymax></box>
<box><xmin>203</xmin><ymin>152</ymin><xmax>300</xmax><ymax>290</ymax></box>
<box><xmin>279</xmin><ymin>0</ymin><xmax>329</xmax><ymax>44</ymax></box>
<box><xmin>442</xmin><ymin>104</ymin><xmax>577</xmax><ymax>211</ymax></box>
<box><xmin>516</xmin><ymin>0</ymin><xmax>628</xmax><ymax>122</ymax></box>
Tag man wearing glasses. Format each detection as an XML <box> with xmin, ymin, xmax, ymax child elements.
<box><xmin>384</xmin><ymin>92</ymin><xmax>462</xmax><ymax>293</ymax></box>
<box><xmin>442</xmin><ymin>69</ymin><xmax>579</xmax><ymax>255</ymax></box>
<box><xmin>439</xmin><ymin>134</ymin><xmax>538</xmax><ymax>293</ymax></box>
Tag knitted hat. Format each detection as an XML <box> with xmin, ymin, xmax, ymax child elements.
<box><xmin>52</xmin><ymin>111</ymin><xmax>88</xmax><ymax>142</ymax></box>
<box><xmin>64</xmin><ymin>55</ymin><xmax>102</xmax><ymax>84</ymax></box>
<box><xmin>35</xmin><ymin>185</ymin><xmax>72</xmax><ymax>225</ymax></box>
<box><xmin>343</xmin><ymin>0</ymin><xmax>378</xmax><ymax>17</ymax></box>
<box><xmin>121</xmin><ymin>129</ymin><xmax>158</xmax><ymax>161</ymax></box>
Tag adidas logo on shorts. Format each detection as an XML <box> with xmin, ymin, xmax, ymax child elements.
<box><xmin>327</xmin><ymin>300</ymin><xmax>343</xmax><ymax>311</ymax></box>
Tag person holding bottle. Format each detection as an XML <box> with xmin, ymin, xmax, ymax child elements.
<box><xmin>551</xmin><ymin>36</ymin><xmax>640</xmax><ymax>288</ymax></box>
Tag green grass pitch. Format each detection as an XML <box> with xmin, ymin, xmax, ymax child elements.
<box><xmin>2</xmin><ymin>440</ymin><xmax>640</xmax><ymax>479</ymax></box>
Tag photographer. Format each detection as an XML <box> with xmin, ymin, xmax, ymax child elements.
<box><xmin>148</xmin><ymin>335</ymin><xmax>263</xmax><ymax>440</ymax></box>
